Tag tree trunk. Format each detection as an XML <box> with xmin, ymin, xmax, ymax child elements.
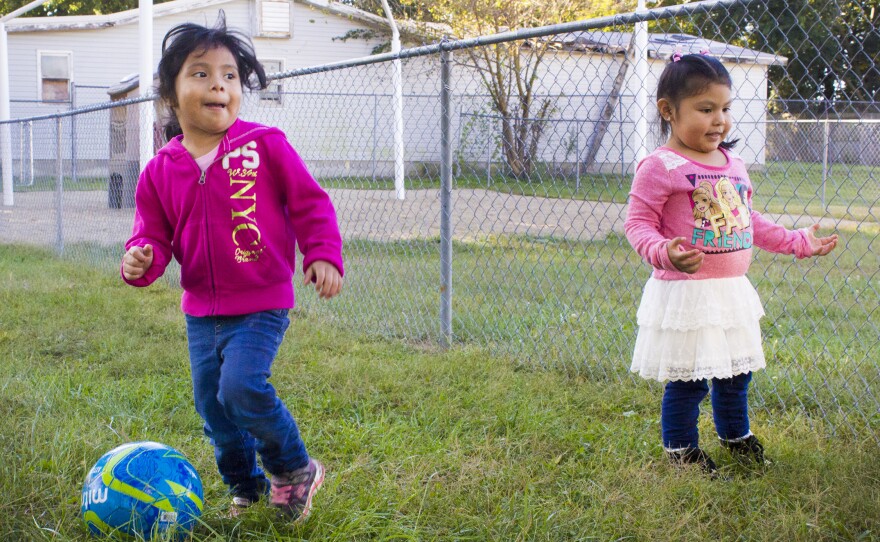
<box><xmin>581</xmin><ymin>34</ymin><xmax>636</xmax><ymax>171</ymax></box>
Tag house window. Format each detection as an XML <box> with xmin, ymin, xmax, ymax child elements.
<box><xmin>258</xmin><ymin>0</ymin><xmax>291</xmax><ymax>38</ymax></box>
<box><xmin>260</xmin><ymin>59</ymin><xmax>284</xmax><ymax>103</ymax></box>
<box><xmin>38</xmin><ymin>51</ymin><xmax>73</xmax><ymax>102</ymax></box>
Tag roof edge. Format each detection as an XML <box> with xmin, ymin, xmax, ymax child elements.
<box><xmin>5</xmin><ymin>0</ymin><xmax>448</xmax><ymax>40</ymax></box>
<box><xmin>6</xmin><ymin>0</ymin><xmax>237</xmax><ymax>32</ymax></box>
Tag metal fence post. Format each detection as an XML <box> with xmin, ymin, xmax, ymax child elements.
<box><xmin>26</xmin><ymin>120</ymin><xmax>32</xmax><ymax>186</ymax></box>
<box><xmin>454</xmin><ymin>110</ymin><xmax>462</xmax><ymax>178</ymax></box>
<box><xmin>575</xmin><ymin>129</ymin><xmax>581</xmax><ymax>191</ymax></box>
<box><xmin>55</xmin><ymin>116</ymin><xmax>64</xmax><ymax>255</ymax></box>
<box><xmin>71</xmin><ymin>84</ymin><xmax>77</xmax><ymax>184</ymax></box>
<box><xmin>440</xmin><ymin>44</ymin><xmax>453</xmax><ymax>348</ymax></box>
<box><xmin>822</xmin><ymin>117</ymin><xmax>829</xmax><ymax>210</ymax></box>
<box><xmin>486</xmin><ymin>129</ymin><xmax>491</xmax><ymax>186</ymax></box>
<box><xmin>372</xmin><ymin>94</ymin><xmax>377</xmax><ymax>184</ymax></box>
<box><xmin>18</xmin><ymin>121</ymin><xmax>22</xmax><ymax>182</ymax></box>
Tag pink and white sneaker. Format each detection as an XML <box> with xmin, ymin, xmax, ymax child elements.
<box><xmin>269</xmin><ymin>458</ymin><xmax>325</xmax><ymax>522</ymax></box>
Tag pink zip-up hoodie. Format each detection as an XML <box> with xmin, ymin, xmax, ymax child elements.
<box><xmin>625</xmin><ymin>147</ymin><xmax>812</xmax><ymax>280</ymax></box>
<box><xmin>123</xmin><ymin>118</ymin><xmax>344</xmax><ymax>316</ymax></box>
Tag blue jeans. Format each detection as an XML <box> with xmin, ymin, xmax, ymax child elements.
<box><xmin>661</xmin><ymin>372</ymin><xmax>752</xmax><ymax>449</ymax></box>
<box><xmin>185</xmin><ymin>309</ymin><xmax>309</xmax><ymax>495</ymax></box>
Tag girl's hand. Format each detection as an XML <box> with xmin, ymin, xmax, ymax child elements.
<box><xmin>805</xmin><ymin>223</ymin><xmax>839</xmax><ymax>256</ymax></box>
<box><xmin>667</xmin><ymin>237</ymin><xmax>704</xmax><ymax>274</ymax></box>
<box><xmin>304</xmin><ymin>260</ymin><xmax>343</xmax><ymax>300</ymax></box>
<box><xmin>122</xmin><ymin>244</ymin><xmax>154</xmax><ymax>280</ymax></box>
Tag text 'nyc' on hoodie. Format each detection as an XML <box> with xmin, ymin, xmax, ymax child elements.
<box><xmin>123</xmin><ymin>118</ymin><xmax>344</xmax><ymax>316</ymax></box>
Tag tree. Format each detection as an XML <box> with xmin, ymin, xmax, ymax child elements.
<box><xmin>339</xmin><ymin>0</ymin><xmax>429</xmax><ymax>22</ymax></box>
<box><xmin>348</xmin><ymin>0</ymin><xmax>629</xmax><ymax>178</ymax></box>
<box><xmin>436</xmin><ymin>0</ymin><xmax>578</xmax><ymax>178</ymax></box>
<box><xmin>0</xmin><ymin>0</ymin><xmax>174</xmax><ymax>17</ymax></box>
<box><xmin>653</xmin><ymin>0</ymin><xmax>879</xmax><ymax>115</ymax></box>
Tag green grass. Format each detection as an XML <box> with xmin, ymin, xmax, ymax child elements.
<box><xmin>1</xmin><ymin>245</ymin><xmax>878</xmax><ymax>541</ymax></box>
<box><xmin>753</xmin><ymin>161</ymin><xmax>880</xmax><ymax>221</ymax></box>
<box><xmin>14</xmin><ymin>176</ymin><xmax>108</xmax><ymax>192</ymax></box>
<box><xmin>40</xmin><ymin>229</ymin><xmax>880</xmax><ymax>429</ymax></box>
<box><xmin>303</xmin><ymin>233</ymin><xmax>879</xmax><ymax>419</ymax></box>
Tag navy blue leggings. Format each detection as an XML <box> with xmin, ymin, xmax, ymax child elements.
<box><xmin>661</xmin><ymin>372</ymin><xmax>752</xmax><ymax>449</ymax></box>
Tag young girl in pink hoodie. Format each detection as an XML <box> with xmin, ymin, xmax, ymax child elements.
<box><xmin>121</xmin><ymin>14</ymin><xmax>342</xmax><ymax>520</ymax></box>
<box><xmin>624</xmin><ymin>53</ymin><xmax>837</xmax><ymax>475</ymax></box>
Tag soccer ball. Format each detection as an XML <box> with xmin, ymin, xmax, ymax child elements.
<box><xmin>81</xmin><ymin>441</ymin><xmax>204</xmax><ymax>539</ymax></box>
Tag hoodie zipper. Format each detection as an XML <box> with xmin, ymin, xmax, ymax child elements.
<box><xmin>197</xmin><ymin>159</ymin><xmax>216</xmax><ymax>314</ymax></box>
<box><xmin>188</xmin><ymin>133</ymin><xmax>260</xmax><ymax>314</ymax></box>
<box><xmin>197</xmin><ymin>142</ymin><xmax>237</xmax><ymax>314</ymax></box>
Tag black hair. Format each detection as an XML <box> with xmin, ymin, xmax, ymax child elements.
<box><xmin>157</xmin><ymin>11</ymin><xmax>268</xmax><ymax>141</ymax></box>
<box><xmin>656</xmin><ymin>53</ymin><xmax>738</xmax><ymax>150</ymax></box>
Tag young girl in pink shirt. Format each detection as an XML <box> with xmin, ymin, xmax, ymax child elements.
<box><xmin>624</xmin><ymin>53</ymin><xmax>838</xmax><ymax>474</ymax></box>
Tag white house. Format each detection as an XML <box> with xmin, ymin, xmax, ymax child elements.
<box><xmin>5</xmin><ymin>0</ymin><xmax>438</xmax><ymax>116</ymax></box>
<box><xmin>3</xmin><ymin>2</ymin><xmax>783</xmax><ymax>190</ymax></box>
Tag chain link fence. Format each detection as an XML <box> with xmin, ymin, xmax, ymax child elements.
<box><xmin>1</xmin><ymin>0</ymin><xmax>877</xmax><ymax>442</ymax></box>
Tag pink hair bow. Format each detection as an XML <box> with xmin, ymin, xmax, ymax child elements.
<box><xmin>672</xmin><ymin>52</ymin><xmax>682</xmax><ymax>62</ymax></box>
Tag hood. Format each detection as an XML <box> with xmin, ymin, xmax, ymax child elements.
<box><xmin>157</xmin><ymin>118</ymin><xmax>285</xmax><ymax>162</ymax></box>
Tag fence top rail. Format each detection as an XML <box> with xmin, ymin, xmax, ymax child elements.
<box><xmin>1</xmin><ymin>0</ymin><xmax>756</xmax><ymax>126</ymax></box>
<box><xmin>772</xmin><ymin>118</ymin><xmax>880</xmax><ymax>124</ymax></box>
<box><xmin>0</xmin><ymin>94</ymin><xmax>153</xmax><ymax>125</ymax></box>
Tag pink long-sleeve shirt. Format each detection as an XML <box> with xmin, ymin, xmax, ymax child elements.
<box><xmin>624</xmin><ymin>147</ymin><xmax>812</xmax><ymax>280</ymax></box>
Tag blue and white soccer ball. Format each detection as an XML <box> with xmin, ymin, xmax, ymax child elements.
<box><xmin>81</xmin><ymin>441</ymin><xmax>204</xmax><ymax>539</ymax></box>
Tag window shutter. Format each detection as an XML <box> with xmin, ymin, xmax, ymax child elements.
<box><xmin>39</xmin><ymin>52</ymin><xmax>72</xmax><ymax>102</ymax></box>
<box><xmin>260</xmin><ymin>1</ymin><xmax>290</xmax><ymax>37</ymax></box>
<box><xmin>41</xmin><ymin>55</ymin><xmax>71</xmax><ymax>79</ymax></box>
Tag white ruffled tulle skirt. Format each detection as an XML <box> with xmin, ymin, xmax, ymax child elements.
<box><xmin>631</xmin><ymin>276</ymin><xmax>766</xmax><ymax>382</ymax></box>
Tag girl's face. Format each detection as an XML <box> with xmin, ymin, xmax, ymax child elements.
<box><xmin>663</xmin><ymin>82</ymin><xmax>732</xmax><ymax>156</ymax></box>
<box><xmin>173</xmin><ymin>46</ymin><xmax>241</xmax><ymax>149</ymax></box>
<box><xmin>693</xmin><ymin>192</ymin><xmax>711</xmax><ymax>213</ymax></box>
<box><xmin>719</xmin><ymin>183</ymin><xmax>737</xmax><ymax>204</ymax></box>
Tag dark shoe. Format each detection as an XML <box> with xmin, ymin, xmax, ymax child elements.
<box><xmin>722</xmin><ymin>434</ymin><xmax>768</xmax><ymax>464</ymax></box>
<box><xmin>667</xmin><ymin>447</ymin><xmax>719</xmax><ymax>476</ymax></box>
<box><xmin>228</xmin><ymin>477</ymin><xmax>270</xmax><ymax>517</ymax></box>
<box><xmin>270</xmin><ymin>458</ymin><xmax>325</xmax><ymax>522</ymax></box>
